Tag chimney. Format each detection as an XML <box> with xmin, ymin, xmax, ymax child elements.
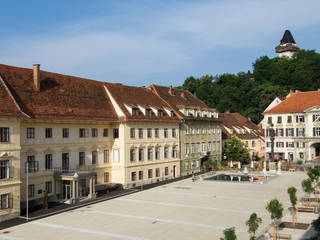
<box><xmin>168</xmin><ymin>87</ymin><xmax>174</xmax><ymax>96</ymax></box>
<box><xmin>33</xmin><ymin>64</ymin><xmax>40</xmax><ymax>91</ymax></box>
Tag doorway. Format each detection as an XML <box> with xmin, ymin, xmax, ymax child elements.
<box><xmin>62</xmin><ymin>180</ymin><xmax>72</xmax><ymax>200</ymax></box>
<box><xmin>173</xmin><ymin>165</ymin><xmax>176</xmax><ymax>178</ymax></box>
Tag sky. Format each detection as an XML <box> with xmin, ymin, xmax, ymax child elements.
<box><xmin>0</xmin><ymin>0</ymin><xmax>319</xmax><ymax>87</ymax></box>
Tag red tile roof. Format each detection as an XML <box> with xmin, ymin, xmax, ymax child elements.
<box><xmin>219</xmin><ymin>112</ymin><xmax>264</xmax><ymax>139</ymax></box>
<box><xmin>104</xmin><ymin>83</ymin><xmax>180</xmax><ymax>122</ymax></box>
<box><xmin>0</xmin><ymin>64</ymin><xmax>118</xmax><ymax>121</ymax></box>
<box><xmin>264</xmin><ymin>90</ymin><xmax>320</xmax><ymax>114</ymax></box>
<box><xmin>149</xmin><ymin>85</ymin><xmax>218</xmax><ymax>121</ymax></box>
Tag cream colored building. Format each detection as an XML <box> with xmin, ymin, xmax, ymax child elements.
<box><xmin>0</xmin><ymin>64</ymin><xmax>182</xmax><ymax>221</ymax></box>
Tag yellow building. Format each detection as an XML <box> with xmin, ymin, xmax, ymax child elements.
<box><xmin>150</xmin><ymin>85</ymin><xmax>222</xmax><ymax>176</ymax></box>
<box><xmin>0</xmin><ymin>64</ymin><xmax>182</xmax><ymax>221</ymax></box>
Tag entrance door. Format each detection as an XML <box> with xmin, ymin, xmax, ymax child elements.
<box><xmin>316</xmin><ymin>146</ymin><xmax>320</xmax><ymax>157</ymax></box>
<box><xmin>63</xmin><ymin>182</ymin><xmax>71</xmax><ymax>200</ymax></box>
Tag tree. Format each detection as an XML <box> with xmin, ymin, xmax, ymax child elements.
<box><xmin>246</xmin><ymin>213</ymin><xmax>262</xmax><ymax>240</ymax></box>
<box><xmin>224</xmin><ymin>135</ymin><xmax>250</xmax><ymax>164</ymax></box>
<box><xmin>312</xmin><ymin>216</ymin><xmax>320</xmax><ymax>238</ymax></box>
<box><xmin>307</xmin><ymin>168</ymin><xmax>320</xmax><ymax>197</ymax></box>
<box><xmin>266</xmin><ymin>199</ymin><xmax>284</xmax><ymax>240</ymax></box>
<box><xmin>301</xmin><ymin>179</ymin><xmax>314</xmax><ymax>206</ymax></box>
<box><xmin>287</xmin><ymin>187</ymin><xmax>298</xmax><ymax>226</ymax></box>
<box><xmin>220</xmin><ymin>227</ymin><xmax>237</xmax><ymax>240</ymax></box>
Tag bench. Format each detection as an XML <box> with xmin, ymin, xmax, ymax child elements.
<box><xmin>269</xmin><ymin>233</ymin><xmax>291</xmax><ymax>239</ymax></box>
<box><xmin>297</xmin><ymin>206</ymin><xmax>315</xmax><ymax>213</ymax></box>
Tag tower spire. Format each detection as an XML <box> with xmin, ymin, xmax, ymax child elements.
<box><xmin>275</xmin><ymin>30</ymin><xmax>299</xmax><ymax>58</ymax></box>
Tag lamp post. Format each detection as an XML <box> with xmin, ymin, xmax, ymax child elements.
<box><xmin>269</xmin><ymin>125</ymin><xmax>275</xmax><ymax>163</ymax></box>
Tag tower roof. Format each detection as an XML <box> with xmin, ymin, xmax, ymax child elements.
<box><xmin>280</xmin><ymin>30</ymin><xmax>296</xmax><ymax>44</ymax></box>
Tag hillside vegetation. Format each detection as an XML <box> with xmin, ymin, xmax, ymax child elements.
<box><xmin>179</xmin><ymin>50</ymin><xmax>320</xmax><ymax>123</ymax></box>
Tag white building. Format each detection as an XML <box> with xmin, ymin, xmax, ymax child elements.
<box><xmin>262</xmin><ymin>90</ymin><xmax>320</xmax><ymax>162</ymax></box>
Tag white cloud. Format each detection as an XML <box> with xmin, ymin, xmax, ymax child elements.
<box><xmin>1</xmin><ymin>0</ymin><xmax>320</xmax><ymax>85</ymax></box>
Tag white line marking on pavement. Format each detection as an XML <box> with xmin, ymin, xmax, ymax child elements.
<box><xmin>173</xmin><ymin>185</ymin><xmax>273</xmax><ymax>194</ymax></box>
<box><xmin>148</xmin><ymin>190</ymin><xmax>268</xmax><ymax>202</ymax></box>
<box><xmin>30</xmin><ymin>221</ymin><xmax>151</xmax><ymax>240</ymax></box>
<box><xmin>82</xmin><ymin>209</ymin><xmax>246</xmax><ymax>233</ymax></box>
<box><xmin>0</xmin><ymin>236</ymin><xmax>24</xmax><ymax>240</ymax></box>
<box><xmin>117</xmin><ymin>198</ymin><xmax>268</xmax><ymax>216</ymax></box>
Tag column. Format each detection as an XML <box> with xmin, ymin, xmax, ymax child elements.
<box><xmin>72</xmin><ymin>180</ymin><xmax>76</xmax><ymax>200</ymax></box>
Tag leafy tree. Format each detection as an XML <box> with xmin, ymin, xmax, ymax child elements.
<box><xmin>179</xmin><ymin>49</ymin><xmax>320</xmax><ymax>124</ymax></box>
<box><xmin>224</xmin><ymin>135</ymin><xmax>250</xmax><ymax>164</ymax></box>
<box><xmin>312</xmin><ymin>216</ymin><xmax>320</xmax><ymax>238</ymax></box>
<box><xmin>301</xmin><ymin>179</ymin><xmax>314</xmax><ymax>206</ymax></box>
<box><xmin>220</xmin><ymin>227</ymin><xmax>237</xmax><ymax>240</ymax></box>
<box><xmin>246</xmin><ymin>213</ymin><xmax>262</xmax><ymax>240</ymax></box>
<box><xmin>287</xmin><ymin>187</ymin><xmax>298</xmax><ymax>226</ymax></box>
<box><xmin>266</xmin><ymin>199</ymin><xmax>284</xmax><ymax>239</ymax></box>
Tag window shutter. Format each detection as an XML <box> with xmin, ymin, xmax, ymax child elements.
<box><xmin>313</xmin><ymin>115</ymin><xmax>316</xmax><ymax>122</ymax></box>
<box><xmin>296</xmin><ymin>142</ymin><xmax>299</xmax><ymax>148</ymax></box>
<box><xmin>296</xmin><ymin>128</ymin><xmax>298</xmax><ymax>136</ymax></box>
<box><xmin>285</xmin><ymin>128</ymin><xmax>288</xmax><ymax>137</ymax></box>
<box><xmin>303</xmin><ymin>142</ymin><xmax>306</xmax><ymax>148</ymax></box>
<box><xmin>303</xmin><ymin>128</ymin><xmax>305</xmax><ymax>136</ymax></box>
<box><xmin>314</xmin><ymin>128</ymin><xmax>316</xmax><ymax>137</ymax></box>
<box><xmin>276</xmin><ymin>129</ymin><xmax>278</xmax><ymax>136</ymax></box>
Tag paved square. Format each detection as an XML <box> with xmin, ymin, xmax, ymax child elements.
<box><xmin>0</xmin><ymin>172</ymin><xmax>314</xmax><ymax>240</ymax></box>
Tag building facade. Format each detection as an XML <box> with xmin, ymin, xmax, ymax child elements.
<box><xmin>219</xmin><ymin>112</ymin><xmax>265</xmax><ymax>159</ymax></box>
<box><xmin>263</xmin><ymin>90</ymin><xmax>320</xmax><ymax>162</ymax></box>
<box><xmin>150</xmin><ymin>85</ymin><xmax>221</xmax><ymax>176</ymax></box>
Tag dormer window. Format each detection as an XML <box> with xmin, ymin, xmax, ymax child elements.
<box><xmin>197</xmin><ymin>111</ymin><xmax>201</xmax><ymax>117</ymax></box>
<box><xmin>146</xmin><ymin>109</ymin><xmax>153</xmax><ymax>117</ymax></box>
<box><xmin>158</xmin><ymin>110</ymin><xmax>164</xmax><ymax>117</ymax></box>
<box><xmin>208</xmin><ymin>112</ymin><xmax>212</xmax><ymax>118</ymax></box>
<box><xmin>132</xmin><ymin>108</ymin><xmax>140</xmax><ymax>116</ymax></box>
<box><xmin>170</xmin><ymin>111</ymin><xmax>175</xmax><ymax>117</ymax></box>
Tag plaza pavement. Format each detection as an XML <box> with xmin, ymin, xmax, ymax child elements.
<box><xmin>0</xmin><ymin>171</ymin><xmax>316</xmax><ymax>240</ymax></box>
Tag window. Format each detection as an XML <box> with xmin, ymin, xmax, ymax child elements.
<box><xmin>92</xmin><ymin>151</ymin><xmax>97</xmax><ymax>164</ymax></box>
<box><xmin>139</xmin><ymin>128</ymin><xmax>143</xmax><ymax>138</ymax></box>
<box><xmin>172</xmin><ymin>146</ymin><xmax>177</xmax><ymax>158</ymax></box>
<box><xmin>252</xmin><ymin>141</ymin><xmax>255</xmax><ymax>147</ymax></box>
<box><xmin>130</xmin><ymin>128</ymin><xmax>135</xmax><ymax>138</ymax></box>
<box><xmin>104</xmin><ymin>172</ymin><xmax>109</xmax><ymax>182</ymax></box>
<box><xmin>27</xmin><ymin>128</ymin><xmax>35</xmax><ymax>139</ymax></box>
<box><xmin>139</xmin><ymin>148</ymin><xmax>144</xmax><ymax>161</ymax></box>
<box><xmin>202</xmin><ymin>142</ymin><xmax>206</xmax><ymax>153</ymax></box>
<box><xmin>164</xmin><ymin>128</ymin><xmax>168</xmax><ymax>138</ymax></box>
<box><xmin>191</xmin><ymin>144</ymin><xmax>195</xmax><ymax>154</ymax></box>
<box><xmin>314</xmin><ymin>128</ymin><xmax>320</xmax><ymax>137</ymax></box>
<box><xmin>131</xmin><ymin>172</ymin><xmax>136</xmax><ymax>181</ymax></box>
<box><xmin>185</xmin><ymin>162</ymin><xmax>189</xmax><ymax>170</ymax></box>
<box><xmin>132</xmin><ymin>108</ymin><xmax>140</xmax><ymax>116</ymax></box>
<box><xmin>277</xmin><ymin>116</ymin><xmax>282</xmax><ymax>123</ymax></box>
<box><xmin>0</xmin><ymin>194</ymin><xmax>10</xmax><ymax>209</ymax></box>
<box><xmin>212</xmin><ymin>143</ymin><xmax>216</xmax><ymax>152</ymax></box>
<box><xmin>297</xmin><ymin>128</ymin><xmax>305</xmax><ymax>137</ymax></box>
<box><xmin>155</xmin><ymin>128</ymin><xmax>159</xmax><ymax>138</ymax></box>
<box><xmin>313</xmin><ymin>115</ymin><xmax>320</xmax><ymax>122</ymax></box>
<box><xmin>45</xmin><ymin>154</ymin><xmax>52</xmax><ymax>170</ymax></box>
<box><xmin>191</xmin><ymin>127</ymin><xmax>194</xmax><ymax>135</ymax></box>
<box><xmin>196</xmin><ymin>128</ymin><xmax>200</xmax><ymax>135</ymax></box>
<box><xmin>299</xmin><ymin>152</ymin><xmax>304</xmax><ymax>159</ymax></box>
<box><xmin>45</xmin><ymin>128</ymin><xmax>52</xmax><ymax>138</ymax></box>
<box><xmin>0</xmin><ymin>160</ymin><xmax>9</xmax><ymax>179</ymax></box>
<box><xmin>28</xmin><ymin>184</ymin><xmax>35</xmax><ymax>197</ymax></box>
<box><xmin>287</xmin><ymin>116</ymin><xmax>292</xmax><ymax>123</ymax></box>
<box><xmin>296</xmin><ymin>115</ymin><xmax>305</xmax><ymax>123</ymax></box>
<box><xmin>201</xmin><ymin>128</ymin><xmax>205</xmax><ymax>134</ymax></box>
<box><xmin>147</xmin><ymin>128</ymin><xmax>152</xmax><ymax>138</ymax></box>
<box><xmin>113</xmin><ymin>128</ymin><xmax>119</xmax><ymax>138</ymax></box>
<box><xmin>155</xmin><ymin>168</ymin><xmax>160</xmax><ymax>177</ymax></box>
<box><xmin>139</xmin><ymin>171</ymin><xmax>143</xmax><ymax>180</ymax></box>
<box><xmin>208</xmin><ymin>142</ymin><xmax>211</xmax><ymax>151</ymax></box>
<box><xmin>62</xmin><ymin>153</ymin><xmax>69</xmax><ymax>171</ymax></box>
<box><xmin>104</xmin><ymin>150</ymin><xmax>109</xmax><ymax>163</ymax></box>
<box><xmin>208</xmin><ymin>127</ymin><xmax>211</xmax><ymax>134</ymax></box>
<box><xmin>286</xmin><ymin>142</ymin><xmax>294</xmax><ymax>148</ymax></box>
<box><xmin>245</xmin><ymin>141</ymin><xmax>248</xmax><ymax>147</ymax></box>
<box><xmin>92</xmin><ymin>128</ymin><xmax>98</xmax><ymax>137</ymax></box>
<box><xmin>45</xmin><ymin>181</ymin><xmax>52</xmax><ymax>193</ymax></box>
<box><xmin>62</xmin><ymin>128</ymin><xmax>69</xmax><ymax>138</ymax></box>
<box><xmin>148</xmin><ymin>148</ymin><xmax>153</xmax><ymax>161</ymax></box>
<box><xmin>155</xmin><ymin>147</ymin><xmax>160</xmax><ymax>160</ymax></box>
<box><xmin>148</xmin><ymin>169</ymin><xmax>153</xmax><ymax>178</ymax></box>
<box><xmin>27</xmin><ymin>156</ymin><xmax>38</xmax><ymax>172</ymax></box>
<box><xmin>146</xmin><ymin>109</ymin><xmax>153</xmax><ymax>117</ymax></box>
<box><xmin>79</xmin><ymin>128</ymin><xmax>89</xmax><ymax>138</ymax></box>
<box><xmin>267</xmin><ymin>117</ymin><xmax>272</xmax><ymax>124</ymax></box>
<box><xmin>286</xmin><ymin>128</ymin><xmax>294</xmax><ymax>137</ymax></box>
<box><xmin>165</xmin><ymin>167</ymin><xmax>169</xmax><ymax>176</ymax></box>
<box><xmin>79</xmin><ymin>152</ymin><xmax>85</xmax><ymax>166</ymax></box>
<box><xmin>185</xmin><ymin>143</ymin><xmax>189</xmax><ymax>154</ymax></box>
<box><xmin>172</xmin><ymin>128</ymin><xmax>177</xmax><ymax>138</ymax></box>
<box><xmin>103</xmin><ymin>128</ymin><xmax>109</xmax><ymax>137</ymax></box>
<box><xmin>276</xmin><ymin>142</ymin><xmax>284</xmax><ymax>148</ymax></box>
<box><xmin>158</xmin><ymin>110</ymin><xmax>164</xmax><ymax>117</ymax></box>
<box><xmin>0</xmin><ymin>127</ymin><xmax>9</xmax><ymax>142</ymax></box>
<box><xmin>130</xmin><ymin>149</ymin><xmax>136</xmax><ymax>162</ymax></box>
<box><xmin>164</xmin><ymin>147</ymin><xmax>169</xmax><ymax>158</ymax></box>
<box><xmin>277</xmin><ymin>128</ymin><xmax>284</xmax><ymax>137</ymax></box>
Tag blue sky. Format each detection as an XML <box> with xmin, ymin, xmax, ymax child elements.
<box><xmin>0</xmin><ymin>0</ymin><xmax>319</xmax><ymax>87</ymax></box>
